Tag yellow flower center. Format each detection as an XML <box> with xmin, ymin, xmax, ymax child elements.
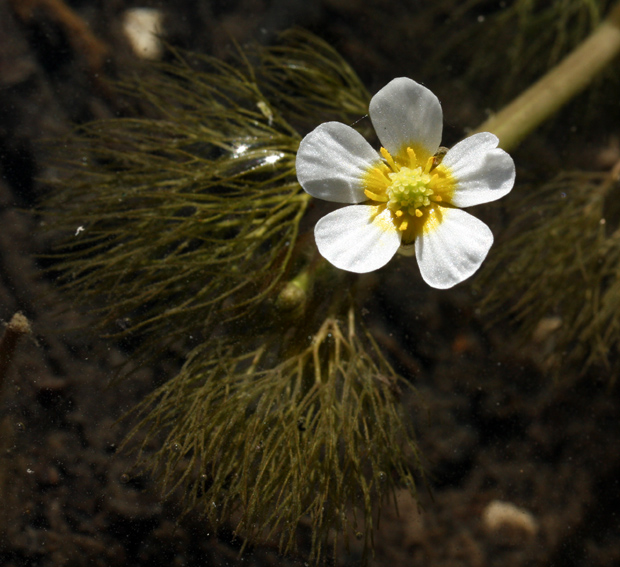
<box><xmin>386</xmin><ymin>166</ymin><xmax>434</xmax><ymax>216</ymax></box>
<box><xmin>362</xmin><ymin>145</ymin><xmax>456</xmax><ymax>243</ymax></box>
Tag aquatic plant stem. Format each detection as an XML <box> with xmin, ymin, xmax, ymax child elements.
<box><xmin>475</xmin><ymin>1</ymin><xmax>620</xmax><ymax>152</ymax></box>
<box><xmin>276</xmin><ymin>264</ymin><xmax>313</xmax><ymax>312</ymax></box>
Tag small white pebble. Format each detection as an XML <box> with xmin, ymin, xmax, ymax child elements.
<box><xmin>482</xmin><ymin>500</ymin><xmax>538</xmax><ymax>540</ymax></box>
<box><xmin>122</xmin><ymin>8</ymin><xmax>165</xmax><ymax>60</ymax></box>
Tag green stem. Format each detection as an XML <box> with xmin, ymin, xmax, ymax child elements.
<box><xmin>276</xmin><ymin>265</ymin><xmax>313</xmax><ymax>312</ymax></box>
<box><xmin>475</xmin><ymin>2</ymin><xmax>620</xmax><ymax>152</ymax></box>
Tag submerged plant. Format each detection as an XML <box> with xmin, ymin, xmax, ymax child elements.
<box><xmin>44</xmin><ymin>31</ymin><xmax>369</xmax><ymax>352</ymax></box>
<box><xmin>41</xmin><ymin>1</ymin><xmax>620</xmax><ymax>561</ymax></box>
<box><xmin>480</xmin><ymin>165</ymin><xmax>620</xmax><ymax>375</ymax></box>
<box><xmin>132</xmin><ymin>303</ymin><xmax>419</xmax><ymax>560</ymax></box>
<box><xmin>474</xmin><ymin>1</ymin><xmax>620</xmax><ymax>376</ymax></box>
<box><xmin>43</xmin><ymin>30</ymin><xmax>421</xmax><ymax>562</ymax></box>
<box><xmin>429</xmin><ymin>0</ymin><xmax>616</xmax><ymax>105</ymax></box>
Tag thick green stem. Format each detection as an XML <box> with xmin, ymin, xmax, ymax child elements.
<box><xmin>475</xmin><ymin>2</ymin><xmax>620</xmax><ymax>152</ymax></box>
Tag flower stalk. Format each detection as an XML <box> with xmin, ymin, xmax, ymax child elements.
<box><xmin>475</xmin><ymin>1</ymin><xmax>620</xmax><ymax>152</ymax></box>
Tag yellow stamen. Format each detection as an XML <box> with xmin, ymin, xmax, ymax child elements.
<box><xmin>424</xmin><ymin>156</ymin><xmax>434</xmax><ymax>174</ymax></box>
<box><xmin>380</xmin><ymin>147</ymin><xmax>398</xmax><ymax>171</ymax></box>
<box><xmin>406</xmin><ymin>147</ymin><xmax>417</xmax><ymax>166</ymax></box>
<box><xmin>364</xmin><ymin>189</ymin><xmax>389</xmax><ymax>202</ymax></box>
<box><xmin>361</xmin><ymin>144</ymin><xmax>458</xmax><ymax>244</ymax></box>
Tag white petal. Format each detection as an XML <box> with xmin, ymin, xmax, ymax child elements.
<box><xmin>369</xmin><ymin>77</ymin><xmax>442</xmax><ymax>158</ymax></box>
<box><xmin>415</xmin><ymin>207</ymin><xmax>493</xmax><ymax>289</ymax></box>
<box><xmin>442</xmin><ymin>132</ymin><xmax>515</xmax><ymax>207</ymax></box>
<box><xmin>296</xmin><ymin>122</ymin><xmax>380</xmax><ymax>204</ymax></box>
<box><xmin>315</xmin><ymin>205</ymin><xmax>401</xmax><ymax>273</ymax></box>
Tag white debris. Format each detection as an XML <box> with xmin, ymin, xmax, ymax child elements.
<box><xmin>482</xmin><ymin>500</ymin><xmax>538</xmax><ymax>543</ymax></box>
<box><xmin>257</xmin><ymin>101</ymin><xmax>273</xmax><ymax>126</ymax></box>
<box><xmin>122</xmin><ymin>8</ymin><xmax>165</xmax><ymax>60</ymax></box>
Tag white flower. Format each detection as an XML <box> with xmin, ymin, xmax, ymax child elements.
<box><xmin>295</xmin><ymin>77</ymin><xmax>515</xmax><ymax>289</ymax></box>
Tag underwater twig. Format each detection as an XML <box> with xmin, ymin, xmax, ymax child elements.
<box><xmin>475</xmin><ymin>0</ymin><xmax>620</xmax><ymax>151</ymax></box>
<box><xmin>0</xmin><ymin>313</ymin><xmax>31</xmax><ymax>540</ymax></box>
<box><xmin>0</xmin><ymin>313</ymin><xmax>31</xmax><ymax>395</ymax></box>
<box><xmin>9</xmin><ymin>0</ymin><xmax>109</xmax><ymax>74</ymax></box>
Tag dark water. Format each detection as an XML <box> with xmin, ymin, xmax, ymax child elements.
<box><xmin>1</xmin><ymin>1</ymin><xmax>619</xmax><ymax>566</ymax></box>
